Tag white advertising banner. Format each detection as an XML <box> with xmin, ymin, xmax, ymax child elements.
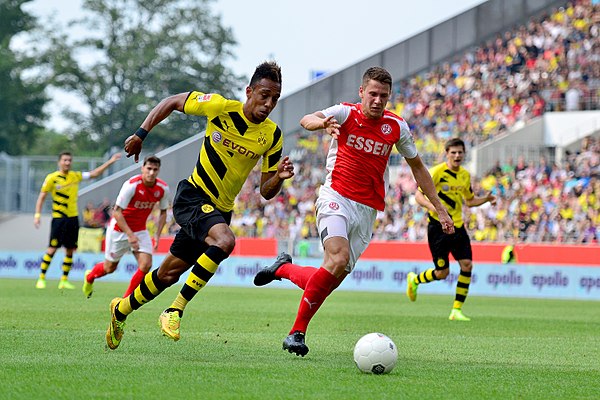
<box><xmin>1</xmin><ymin>251</ymin><xmax>599</xmax><ymax>300</ymax></box>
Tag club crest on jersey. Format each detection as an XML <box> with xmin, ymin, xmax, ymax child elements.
<box><xmin>202</xmin><ymin>204</ymin><xmax>214</xmax><ymax>213</ymax></box>
<box><xmin>329</xmin><ymin>202</ymin><xmax>340</xmax><ymax>211</ymax></box>
<box><xmin>212</xmin><ymin>131</ymin><xmax>223</xmax><ymax>142</ymax></box>
<box><xmin>441</xmin><ymin>184</ymin><xmax>450</xmax><ymax>192</ymax></box>
<box><xmin>257</xmin><ymin>131</ymin><xmax>267</xmax><ymax>146</ymax></box>
<box><xmin>195</xmin><ymin>93</ymin><xmax>212</xmax><ymax>102</ymax></box>
<box><xmin>381</xmin><ymin>124</ymin><xmax>392</xmax><ymax>135</ymax></box>
<box><xmin>154</xmin><ymin>191</ymin><xmax>161</xmax><ymax>198</ymax></box>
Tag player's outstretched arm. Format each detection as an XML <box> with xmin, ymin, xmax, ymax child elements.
<box><xmin>124</xmin><ymin>93</ymin><xmax>188</xmax><ymax>162</ymax></box>
<box><xmin>300</xmin><ymin>112</ymin><xmax>340</xmax><ymax>139</ymax></box>
<box><xmin>89</xmin><ymin>153</ymin><xmax>122</xmax><ymax>179</ymax></box>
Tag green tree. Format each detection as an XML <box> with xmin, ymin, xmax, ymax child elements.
<box><xmin>0</xmin><ymin>0</ymin><xmax>47</xmax><ymax>155</ymax></box>
<box><xmin>43</xmin><ymin>0</ymin><xmax>245</xmax><ymax>153</ymax></box>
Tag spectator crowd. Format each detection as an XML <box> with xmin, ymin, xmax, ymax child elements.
<box><xmin>230</xmin><ymin>135</ymin><xmax>599</xmax><ymax>246</ymax></box>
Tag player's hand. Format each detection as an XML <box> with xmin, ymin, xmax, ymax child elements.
<box><xmin>124</xmin><ymin>134</ymin><xmax>143</xmax><ymax>163</ymax></box>
<box><xmin>487</xmin><ymin>192</ymin><xmax>497</xmax><ymax>206</ymax></box>
<box><xmin>277</xmin><ymin>156</ymin><xmax>295</xmax><ymax>180</ymax></box>
<box><xmin>128</xmin><ymin>234</ymin><xmax>140</xmax><ymax>251</ymax></box>
<box><xmin>438</xmin><ymin>209</ymin><xmax>455</xmax><ymax>235</ymax></box>
<box><xmin>153</xmin><ymin>236</ymin><xmax>160</xmax><ymax>250</ymax></box>
<box><xmin>34</xmin><ymin>216</ymin><xmax>41</xmax><ymax>229</ymax></box>
<box><xmin>323</xmin><ymin>115</ymin><xmax>340</xmax><ymax>139</ymax></box>
<box><xmin>109</xmin><ymin>153</ymin><xmax>122</xmax><ymax>163</ymax></box>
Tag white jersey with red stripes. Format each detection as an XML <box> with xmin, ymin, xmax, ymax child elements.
<box><xmin>109</xmin><ymin>175</ymin><xmax>170</xmax><ymax>233</ymax></box>
<box><xmin>320</xmin><ymin>102</ymin><xmax>418</xmax><ymax>211</ymax></box>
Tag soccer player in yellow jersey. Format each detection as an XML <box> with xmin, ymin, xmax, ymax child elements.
<box><xmin>105</xmin><ymin>61</ymin><xmax>295</xmax><ymax>349</ymax></box>
<box><xmin>34</xmin><ymin>151</ymin><xmax>121</xmax><ymax>289</ymax></box>
<box><xmin>407</xmin><ymin>138</ymin><xmax>496</xmax><ymax>321</ymax></box>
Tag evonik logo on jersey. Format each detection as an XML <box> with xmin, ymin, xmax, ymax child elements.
<box><xmin>211</xmin><ymin>131</ymin><xmax>261</xmax><ymax>159</ymax></box>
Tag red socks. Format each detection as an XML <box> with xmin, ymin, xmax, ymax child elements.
<box><xmin>290</xmin><ymin>267</ymin><xmax>338</xmax><ymax>334</ymax></box>
<box><xmin>87</xmin><ymin>261</ymin><xmax>146</xmax><ymax>298</ymax></box>
<box><xmin>124</xmin><ymin>268</ymin><xmax>146</xmax><ymax>298</ymax></box>
<box><xmin>276</xmin><ymin>263</ymin><xmax>318</xmax><ymax>290</ymax></box>
<box><xmin>87</xmin><ymin>262</ymin><xmax>107</xmax><ymax>283</ymax></box>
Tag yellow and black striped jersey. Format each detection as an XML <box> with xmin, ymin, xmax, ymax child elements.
<box><xmin>425</xmin><ymin>162</ymin><xmax>474</xmax><ymax>228</ymax></box>
<box><xmin>183</xmin><ymin>91</ymin><xmax>283</xmax><ymax>212</ymax></box>
<box><xmin>40</xmin><ymin>170</ymin><xmax>84</xmax><ymax>218</ymax></box>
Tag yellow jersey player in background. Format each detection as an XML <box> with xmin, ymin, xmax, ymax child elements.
<box><xmin>106</xmin><ymin>61</ymin><xmax>295</xmax><ymax>350</ymax></box>
<box><xmin>34</xmin><ymin>151</ymin><xmax>121</xmax><ymax>289</ymax></box>
<box><xmin>407</xmin><ymin>138</ymin><xmax>496</xmax><ymax>321</ymax></box>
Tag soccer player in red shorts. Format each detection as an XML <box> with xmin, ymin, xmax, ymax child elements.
<box><xmin>82</xmin><ymin>155</ymin><xmax>170</xmax><ymax>299</ymax></box>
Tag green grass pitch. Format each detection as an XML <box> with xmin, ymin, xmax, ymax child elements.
<box><xmin>1</xmin><ymin>278</ymin><xmax>599</xmax><ymax>399</ymax></box>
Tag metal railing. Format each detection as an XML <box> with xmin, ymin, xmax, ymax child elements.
<box><xmin>0</xmin><ymin>153</ymin><xmax>126</xmax><ymax>213</ymax></box>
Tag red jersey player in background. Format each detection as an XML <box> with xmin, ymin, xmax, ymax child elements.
<box><xmin>82</xmin><ymin>155</ymin><xmax>170</xmax><ymax>299</ymax></box>
<box><xmin>253</xmin><ymin>67</ymin><xmax>455</xmax><ymax>357</ymax></box>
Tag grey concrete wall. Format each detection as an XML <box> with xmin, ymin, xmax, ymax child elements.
<box><xmin>79</xmin><ymin>133</ymin><xmax>205</xmax><ymax>212</ymax></box>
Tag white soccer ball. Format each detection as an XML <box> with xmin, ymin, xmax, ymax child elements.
<box><xmin>353</xmin><ymin>332</ymin><xmax>398</xmax><ymax>374</ymax></box>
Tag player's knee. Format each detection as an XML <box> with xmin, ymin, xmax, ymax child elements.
<box><xmin>208</xmin><ymin>231</ymin><xmax>236</xmax><ymax>255</ymax></box>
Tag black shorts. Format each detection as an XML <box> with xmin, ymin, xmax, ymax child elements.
<box><xmin>49</xmin><ymin>216</ymin><xmax>80</xmax><ymax>249</ymax></box>
<box><xmin>427</xmin><ymin>217</ymin><xmax>472</xmax><ymax>269</ymax></box>
<box><xmin>169</xmin><ymin>180</ymin><xmax>232</xmax><ymax>265</ymax></box>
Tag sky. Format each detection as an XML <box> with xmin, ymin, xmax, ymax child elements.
<box><xmin>23</xmin><ymin>0</ymin><xmax>487</xmax><ymax>129</ymax></box>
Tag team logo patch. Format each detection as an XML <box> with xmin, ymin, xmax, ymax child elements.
<box><xmin>195</xmin><ymin>93</ymin><xmax>212</xmax><ymax>102</ymax></box>
<box><xmin>441</xmin><ymin>184</ymin><xmax>449</xmax><ymax>192</ymax></box>
<box><xmin>154</xmin><ymin>191</ymin><xmax>161</xmax><ymax>198</ymax></box>
<box><xmin>202</xmin><ymin>204</ymin><xmax>214</xmax><ymax>213</ymax></box>
<box><xmin>328</xmin><ymin>202</ymin><xmax>340</xmax><ymax>211</ymax></box>
<box><xmin>257</xmin><ymin>132</ymin><xmax>267</xmax><ymax>146</ymax></box>
<box><xmin>51</xmin><ymin>239</ymin><xmax>59</xmax><ymax>247</ymax></box>
<box><xmin>437</xmin><ymin>259</ymin><xmax>446</xmax><ymax>268</ymax></box>
<box><xmin>212</xmin><ymin>131</ymin><xmax>222</xmax><ymax>143</ymax></box>
<box><xmin>381</xmin><ymin>124</ymin><xmax>392</xmax><ymax>135</ymax></box>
